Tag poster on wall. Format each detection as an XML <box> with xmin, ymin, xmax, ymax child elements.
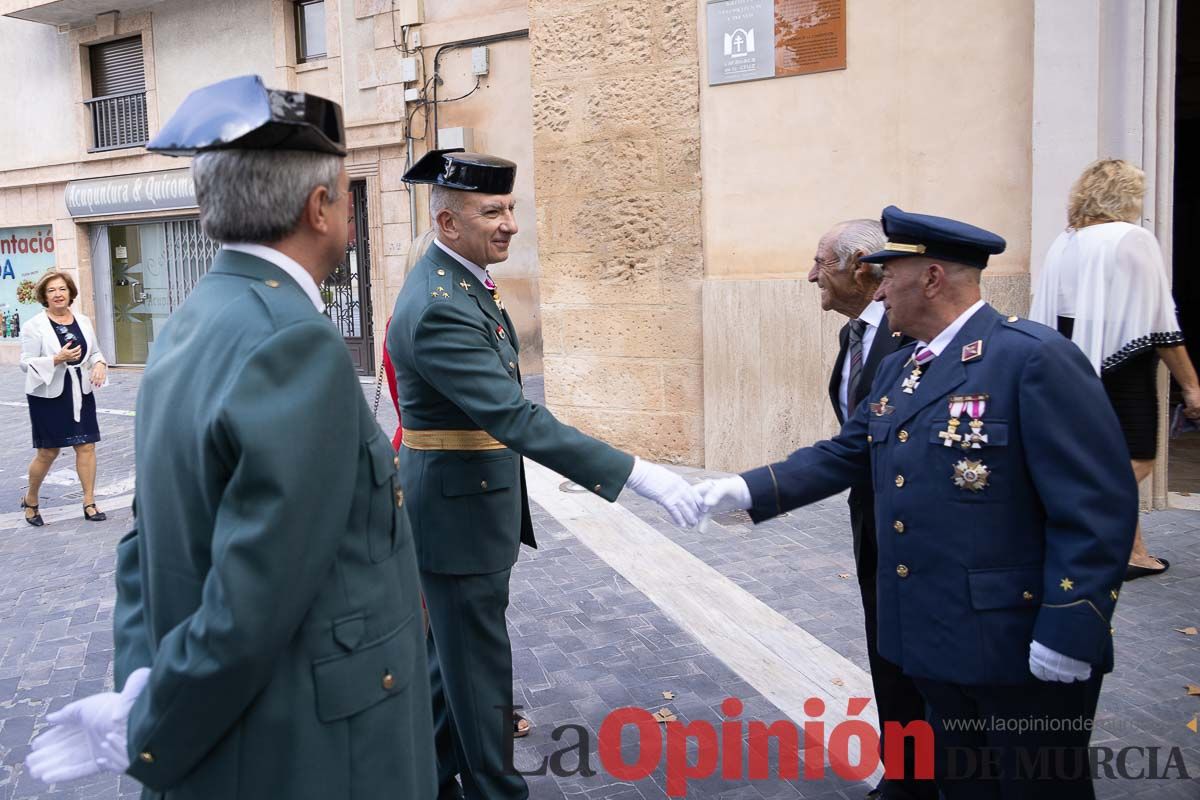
<box><xmin>707</xmin><ymin>0</ymin><xmax>846</xmax><ymax>86</ymax></box>
<box><xmin>0</xmin><ymin>226</ymin><xmax>56</xmax><ymax>341</ymax></box>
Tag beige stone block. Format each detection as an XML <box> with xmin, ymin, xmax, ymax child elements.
<box><xmin>95</xmin><ymin>11</ymin><xmax>117</xmax><ymax>38</ymax></box>
<box><xmin>383</xmin><ymin>254</ymin><xmax>409</xmax><ymax>289</ymax></box>
<box><xmin>53</xmin><ymin>236</ymin><xmax>79</xmax><ymax>270</ymax></box>
<box><xmin>584</xmin><ymin>67</ymin><xmax>698</xmax><ymax>136</ymax></box>
<box><xmin>542</xmin><ymin>356</ymin><xmax>663</xmax><ymax>411</ymax></box>
<box><xmin>531</xmin><ymin>82</ymin><xmax>579</xmax><ymax>139</ymax></box>
<box><xmin>381</xmin><ymin>190</ymin><xmax>409</xmax><ymax>225</ymax></box>
<box><xmin>354</xmin><ymin>0</ymin><xmax>390</xmax><ymax>19</ymax></box>
<box><xmin>529</xmin><ymin>7</ymin><xmax>606</xmax><ymax>76</ymax></box>
<box><xmin>380</xmin><ymin>158</ymin><xmax>407</xmax><ymax>192</ymax></box>
<box><xmin>655</xmin><ymin>0</ymin><xmax>697</xmax><ymax>64</ymax></box>
<box><xmin>20</xmin><ymin>186</ymin><xmax>39</xmax><ymax>224</ymax></box>
<box><xmin>604</xmin><ymin>0</ymin><xmax>655</xmax><ymax>69</ymax></box>
<box><xmin>373</xmin><ymin>11</ymin><xmax>400</xmax><ymax>51</ymax></box>
<box><xmin>382</xmin><ymin>222</ymin><xmax>412</xmax><ymax>257</ymax></box>
<box><xmin>981</xmin><ymin>273</ymin><xmax>1031</xmax><ymax>318</ymax></box>
<box><xmin>51</xmin><ymin>218</ymin><xmax>76</xmax><ymax>243</ymax></box>
<box><xmin>663</xmin><ymin>362</ymin><xmax>703</xmax><ymax>412</ymax></box>
<box><xmin>552</xmin><ymin>406</ymin><xmax>703</xmax><ymax>465</ymax></box>
<box><xmin>660</xmin><ymin>132</ymin><xmax>700</xmax><ymax>188</ymax></box>
<box><xmin>545</xmin><ymin>306</ymin><xmax>700</xmax><ymax>359</ymax></box>
<box><xmin>539</xmin><ymin>252</ymin><xmax>665</xmax><ymax>306</ymax></box>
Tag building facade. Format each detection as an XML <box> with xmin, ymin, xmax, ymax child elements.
<box><xmin>0</xmin><ymin>0</ymin><xmax>1192</xmax><ymax>505</ymax></box>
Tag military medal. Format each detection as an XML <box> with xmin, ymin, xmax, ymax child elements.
<box><xmin>901</xmin><ymin>348</ymin><xmax>935</xmax><ymax>394</ymax></box>
<box><xmin>870</xmin><ymin>395</ymin><xmax>895</xmax><ymax>416</ymax></box>
<box><xmin>938</xmin><ymin>418</ymin><xmax>963</xmax><ymax>447</ymax></box>
<box><xmin>948</xmin><ymin>393</ymin><xmax>989</xmax><ymax>449</ymax></box>
<box><xmin>496</xmin><ymin>324</ymin><xmax>507</xmax><ymax>340</ymax></box>
<box><xmin>952</xmin><ymin>459</ymin><xmax>989</xmax><ymax>491</ymax></box>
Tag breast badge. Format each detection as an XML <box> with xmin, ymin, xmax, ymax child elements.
<box><xmin>870</xmin><ymin>396</ymin><xmax>895</xmax><ymax>416</ymax></box>
<box><xmin>952</xmin><ymin>458</ymin><xmax>990</xmax><ymax>492</ymax></box>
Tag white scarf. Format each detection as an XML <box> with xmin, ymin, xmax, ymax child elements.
<box><xmin>1030</xmin><ymin>222</ymin><xmax>1182</xmax><ymax>375</ymax></box>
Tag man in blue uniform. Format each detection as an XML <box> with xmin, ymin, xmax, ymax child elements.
<box><xmin>26</xmin><ymin>76</ymin><xmax>436</xmax><ymax>798</ymax></box>
<box><xmin>388</xmin><ymin>148</ymin><xmax>702</xmax><ymax>799</ymax></box>
<box><xmin>699</xmin><ymin>206</ymin><xmax>1137</xmax><ymax>799</ymax></box>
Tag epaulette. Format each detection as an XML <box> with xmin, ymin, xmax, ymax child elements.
<box><xmin>426</xmin><ymin>268</ymin><xmax>454</xmax><ymax>302</ymax></box>
<box><xmin>1001</xmin><ymin>314</ymin><xmax>1057</xmax><ymax>341</ymax></box>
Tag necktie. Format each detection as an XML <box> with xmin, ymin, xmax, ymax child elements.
<box><xmin>846</xmin><ymin>318</ymin><xmax>867</xmax><ymax>411</ymax></box>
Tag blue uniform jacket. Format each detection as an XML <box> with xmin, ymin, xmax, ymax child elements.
<box><xmin>743</xmin><ymin>304</ymin><xmax>1137</xmax><ymax>686</ymax></box>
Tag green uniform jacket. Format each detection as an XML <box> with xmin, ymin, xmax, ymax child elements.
<box><xmin>386</xmin><ymin>244</ymin><xmax>635</xmax><ymax>575</ymax></box>
<box><xmin>113</xmin><ymin>250</ymin><xmax>434</xmax><ymax>799</ymax></box>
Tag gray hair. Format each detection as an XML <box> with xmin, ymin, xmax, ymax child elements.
<box><xmin>429</xmin><ymin>185</ymin><xmax>466</xmax><ymax>228</ymax></box>
<box><xmin>833</xmin><ymin>219</ymin><xmax>886</xmax><ymax>280</ymax></box>
<box><xmin>192</xmin><ymin>150</ymin><xmax>343</xmax><ymax>243</ymax></box>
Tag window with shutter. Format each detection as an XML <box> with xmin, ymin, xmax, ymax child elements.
<box><xmin>86</xmin><ymin>36</ymin><xmax>149</xmax><ymax>151</ymax></box>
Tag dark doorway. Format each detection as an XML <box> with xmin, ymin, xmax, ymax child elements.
<box><xmin>324</xmin><ymin>180</ymin><xmax>374</xmax><ymax>375</ymax></box>
<box><xmin>1169</xmin><ymin>1</ymin><xmax>1200</xmax><ymax>491</ymax></box>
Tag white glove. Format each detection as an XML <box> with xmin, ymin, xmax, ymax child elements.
<box><xmin>1028</xmin><ymin>640</ymin><xmax>1091</xmax><ymax>683</ymax></box>
<box><xmin>26</xmin><ymin>667</ymin><xmax>150</xmax><ymax>784</ymax></box>
<box><xmin>624</xmin><ymin>458</ymin><xmax>702</xmax><ymax>528</ymax></box>
<box><xmin>694</xmin><ymin>476</ymin><xmax>753</xmax><ymax>515</ymax></box>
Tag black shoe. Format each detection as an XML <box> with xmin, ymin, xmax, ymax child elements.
<box><xmin>21</xmin><ymin>498</ymin><xmax>44</xmax><ymax>527</ymax></box>
<box><xmin>83</xmin><ymin>503</ymin><xmax>107</xmax><ymax>522</ymax></box>
<box><xmin>1124</xmin><ymin>557</ymin><xmax>1169</xmax><ymax>581</ymax></box>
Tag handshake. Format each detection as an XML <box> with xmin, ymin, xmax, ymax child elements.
<box><xmin>624</xmin><ymin>458</ymin><xmax>752</xmax><ymax>528</ymax></box>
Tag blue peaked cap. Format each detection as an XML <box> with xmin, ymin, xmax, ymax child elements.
<box><xmin>862</xmin><ymin>205</ymin><xmax>1006</xmax><ymax>269</ymax></box>
<box><xmin>147</xmin><ymin>75</ymin><xmax>346</xmax><ymax>157</ymax></box>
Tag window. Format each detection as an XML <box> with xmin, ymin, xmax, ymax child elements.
<box><xmin>296</xmin><ymin>0</ymin><xmax>327</xmax><ymax>63</ymax></box>
<box><xmin>86</xmin><ymin>36</ymin><xmax>148</xmax><ymax>151</ymax></box>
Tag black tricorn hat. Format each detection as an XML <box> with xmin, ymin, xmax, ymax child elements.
<box><xmin>402</xmin><ymin>148</ymin><xmax>517</xmax><ymax>194</ymax></box>
<box><xmin>146</xmin><ymin>74</ymin><xmax>346</xmax><ymax>157</ymax></box>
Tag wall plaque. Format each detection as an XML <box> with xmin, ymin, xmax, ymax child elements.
<box><xmin>707</xmin><ymin>0</ymin><xmax>846</xmax><ymax>86</ymax></box>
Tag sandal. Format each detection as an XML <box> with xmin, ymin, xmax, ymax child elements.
<box><xmin>513</xmin><ymin>712</ymin><xmax>531</xmax><ymax>738</ymax></box>
<box><xmin>21</xmin><ymin>498</ymin><xmax>44</xmax><ymax>527</ymax></box>
<box><xmin>1124</xmin><ymin>557</ymin><xmax>1168</xmax><ymax>581</ymax></box>
<box><xmin>83</xmin><ymin>503</ymin><xmax>107</xmax><ymax>522</ymax></box>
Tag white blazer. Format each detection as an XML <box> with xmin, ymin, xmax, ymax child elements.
<box><xmin>20</xmin><ymin>310</ymin><xmax>107</xmax><ymax>421</ymax></box>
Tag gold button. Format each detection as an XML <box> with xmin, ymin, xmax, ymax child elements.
<box><xmin>509</xmin><ymin>361</ymin><xmax>516</xmax><ymax>369</ymax></box>
<box><xmin>481</xmin><ymin>480</ymin><xmax>488</xmax><ymax>490</ymax></box>
<box><xmin>1007</xmin><ymin>315</ymin><xmax>1018</xmax><ymax>322</ymax></box>
<box><xmin>1022</xmin><ymin>591</ymin><xmax>1034</xmax><ymax>601</ymax></box>
<box><xmin>894</xmin><ymin>474</ymin><xmax>905</xmax><ymax>488</ymax></box>
<box><xmin>264</xmin><ymin>279</ymin><xmax>280</xmax><ymax>288</ymax></box>
<box><xmin>897</xmin><ymin>430</ymin><xmax>909</xmax><ymax>442</ymax></box>
<box><xmin>594</xmin><ymin>484</ymin><xmax>602</xmax><ymax>492</ymax></box>
<box><xmin>893</xmin><ymin>520</ymin><xmax>904</xmax><ymax>533</ymax></box>
<box><xmin>896</xmin><ymin>564</ymin><xmax>909</xmax><ymax>578</ymax></box>
<box><xmin>395</xmin><ymin>488</ymin><xmax>404</xmax><ymax>508</ymax></box>
<box><xmin>867</xmin><ymin>434</ymin><xmax>873</xmax><ymax>443</ymax></box>
<box><xmin>139</xmin><ymin>751</ymin><xmax>155</xmax><ymax>764</ymax></box>
<box><xmin>1110</xmin><ymin>627</ymin><xmax>1115</xmax><ymax>635</ymax></box>
<box><xmin>437</xmin><ymin>269</ymin><xmax>446</xmax><ymax>276</ymax></box>
<box><xmin>393</xmin><ymin>456</ymin><xmax>399</xmax><ymax>467</ymax></box>
<box><xmin>382</xmin><ymin>672</ymin><xmax>395</xmax><ymax>690</ymax></box>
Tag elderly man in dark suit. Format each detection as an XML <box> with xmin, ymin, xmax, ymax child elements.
<box><xmin>808</xmin><ymin>219</ymin><xmax>933</xmax><ymax>800</ymax></box>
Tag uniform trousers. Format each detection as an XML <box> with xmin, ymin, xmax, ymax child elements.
<box><xmin>913</xmin><ymin>674</ymin><xmax>1103</xmax><ymax>800</ymax></box>
<box><xmin>422</xmin><ymin>568</ymin><xmax>528</xmax><ymax>800</ymax></box>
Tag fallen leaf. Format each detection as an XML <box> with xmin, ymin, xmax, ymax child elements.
<box><xmin>1180</xmin><ymin>492</ymin><xmax>1193</xmax><ymax>497</ymax></box>
<box><xmin>662</xmin><ymin>691</ymin><xmax>676</xmax><ymax>700</ymax></box>
<box><xmin>831</xmin><ymin>678</ymin><xmax>845</xmax><ymax>686</ymax></box>
<box><xmin>1175</xmin><ymin>627</ymin><xmax>1198</xmax><ymax>636</ymax></box>
<box><xmin>653</xmin><ymin>708</ymin><xmax>678</xmax><ymax>723</ymax></box>
<box><xmin>837</xmin><ymin>573</ymin><xmax>851</xmax><ymax>580</ymax></box>
<box><xmin>1186</xmin><ymin>685</ymin><xmax>1200</xmax><ymax>697</ymax></box>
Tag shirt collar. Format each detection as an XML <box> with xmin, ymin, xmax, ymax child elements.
<box><xmin>917</xmin><ymin>299</ymin><xmax>986</xmax><ymax>356</ymax></box>
<box><xmin>222</xmin><ymin>243</ymin><xmax>325</xmax><ymax>312</ymax></box>
<box><xmin>857</xmin><ymin>299</ymin><xmax>885</xmax><ymax>329</ymax></box>
<box><xmin>434</xmin><ymin>238</ymin><xmax>491</xmax><ymax>285</ymax></box>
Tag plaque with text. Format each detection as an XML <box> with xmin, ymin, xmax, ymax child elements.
<box><xmin>707</xmin><ymin>0</ymin><xmax>846</xmax><ymax>86</ymax></box>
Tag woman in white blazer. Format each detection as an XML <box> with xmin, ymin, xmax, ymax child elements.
<box><xmin>19</xmin><ymin>270</ymin><xmax>109</xmax><ymax>526</ymax></box>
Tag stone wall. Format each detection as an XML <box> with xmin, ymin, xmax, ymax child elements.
<box><xmin>528</xmin><ymin>0</ymin><xmax>704</xmax><ymax>465</ymax></box>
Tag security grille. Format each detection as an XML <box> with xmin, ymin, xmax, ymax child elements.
<box><xmin>164</xmin><ymin>220</ymin><xmax>220</xmax><ymax>311</ymax></box>
<box><xmin>86</xmin><ymin>36</ymin><xmax>148</xmax><ymax>150</ymax></box>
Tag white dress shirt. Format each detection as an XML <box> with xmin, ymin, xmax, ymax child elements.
<box><xmin>838</xmin><ymin>299</ymin><xmax>885</xmax><ymax>421</ymax></box>
<box><xmin>433</xmin><ymin>238</ymin><xmax>492</xmax><ymax>287</ymax></box>
<box><xmin>915</xmin><ymin>298</ymin><xmax>987</xmax><ymax>357</ymax></box>
<box><xmin>222</xmin><ymin>243</ymin><xmax>325</xmax><ymax>312</ymax></box>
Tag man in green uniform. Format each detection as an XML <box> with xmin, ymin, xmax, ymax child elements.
<box><xmin>26</xmin><ymin>76</ymin><xmax>436</xmax><ymax>798</ymax></box>
<box><xmin>388</xmin><ymin>148</ymin><xmax>702</xmax><ymax>799</ymax></box>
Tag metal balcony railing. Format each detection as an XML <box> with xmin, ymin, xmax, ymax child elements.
<box><xmin>85</xmin><ymin>90</ymin><xmax>149</xmax><ymax>152</ymax></box>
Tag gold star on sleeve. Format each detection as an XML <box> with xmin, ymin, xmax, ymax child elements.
<box><xmin>1060</xmin><ymin>578</ymin><xmax>1075</xmax><ymax>591</ymax></box>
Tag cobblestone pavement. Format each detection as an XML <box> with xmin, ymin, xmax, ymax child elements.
<box><xmin>1</xmin><ymin>365</ymin><xmax>1198</xmax><ymax>799</ymax></box>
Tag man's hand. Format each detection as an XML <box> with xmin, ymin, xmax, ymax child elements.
<box><xmin>694</xmin><ymin>476</ymin><xmax>753</xmax><ymax>515</ymax></box>
<box><xmin>26</xmin><ymin>668</ymin><xmax>150</xmax><ymax>784</ymax></box>
<box><xmin>1028</xmin><ymin>640</ymin><xmax>1091</xmax><ymax>683</ymax></box>
<box><xmin>624</xmin><ymin>458</ymin><xmax>702</xmax><ymax>528</ymax></box>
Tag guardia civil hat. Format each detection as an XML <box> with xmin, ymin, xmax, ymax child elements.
<box><xmin>862</xmin><ymin>205</ymin><xmax>1006</xmax><ymax>269</ymax></box>
<box><xmin>146</xmin><ymin>74</ymin><xmax>346</xmax><ymax>157</ymax></box>
<box><xmin>402</xmin><ymin>148</ymin><xmax>517</xmax><ymax>194</ymax></box>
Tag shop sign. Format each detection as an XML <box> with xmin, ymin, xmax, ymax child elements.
<box><xmin>0</xmin><ymin>225</ymin><xmax>56</xmax><ymax>341</ymax></box>
<box><xmin>65</xmin><ymin>169</ymin><xmax>197</xmax><ymax>218</ymax></box>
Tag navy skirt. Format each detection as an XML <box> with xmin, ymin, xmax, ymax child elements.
<box><xmin>27</xmin><ymin>370</ymin><xmax>101</xmax><ymax>450</ymax></box>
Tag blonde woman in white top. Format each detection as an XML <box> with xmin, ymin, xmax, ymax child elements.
<box><xmin>1031</xmin><ymin>159</ymin><xmax>1200</xmax><ymax>580</ymax></box>
<box><xmin>19</xmin><ymin>270</ymin><xmax>108</xmax><ymax>526</ymax></box>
